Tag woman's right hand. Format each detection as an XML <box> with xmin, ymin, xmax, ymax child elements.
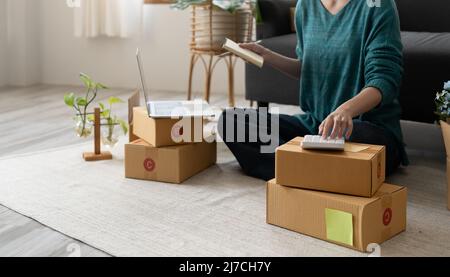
<box><xmin>239</xmin><ymin>43</ymin><xmax>269</xmax><ymax>57</ymax></box>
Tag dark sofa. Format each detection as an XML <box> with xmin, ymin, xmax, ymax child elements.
<box><xmin>246</xmin><ymin>0</ymin><xmax>450</xmax><ymax>123</ymax></box>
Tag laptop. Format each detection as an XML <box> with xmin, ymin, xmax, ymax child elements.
<box><xmin>136</xmin><ymin>48</ymin><xmax>213</xmax><ymax>118</ymax></box>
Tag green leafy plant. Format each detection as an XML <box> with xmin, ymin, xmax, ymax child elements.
<box><xmin>435</xmin><ymin>81</ymin><xmax>450</xmax><ymax>122</ymax></box>
<box><xmin>172</xmin><ymin>0</ymin><xmax>262</xmax><ymax>22</ymax></box>
<box><xmin>64</xmin><ymin>73</ymin><xmax>108</xmax><ymax>138</ymax></box>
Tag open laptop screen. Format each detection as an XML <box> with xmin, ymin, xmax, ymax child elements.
<box><xmin>136</xmin><ymin>48</ymin><xmax>150</xmax><ymax>110</ymax></box>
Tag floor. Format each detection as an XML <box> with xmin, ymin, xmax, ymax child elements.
<box><xmin>0</xmin><ymin>84</ymin><xmax>277</xmax><ymax>257</ymax></box>
<box><xmin>0</xmin><ymin>85</ymin><xmax>447</xmax><ymax>257</ymax></box>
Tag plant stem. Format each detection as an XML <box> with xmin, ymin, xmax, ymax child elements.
<box><xmin>108</xmin><ymin>102</ymin><xmax>114</xmax><ymax>142</ymax></box>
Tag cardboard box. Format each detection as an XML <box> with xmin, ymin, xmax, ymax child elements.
<box><xmin>133</xmin><ymin>107</ymin><xmax>204</xmax><ymax>147</ymax></box>
<box><xmin>125</xmin><ymin>139</ymin><xmax>216</xmax><ymax>184</ymax></box>
<box><xmin>128</xmin><ymin>91</ymin><xmax>141</xmax><ymax>143</ymax></box>
<box><xmin>266</xmin><ymin>179</ymin><xmax>407</xmax><ymax>252</ymax></box>
<box><xmin>276</xmin><ymin>137</ymin><xmax>386</xmax><ymax>197</ymax></box>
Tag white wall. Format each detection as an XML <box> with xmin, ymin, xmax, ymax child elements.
<box><xmin>0</xmin><ymin>0</ymin><xmax>7</xmax><ymax>87</ymax></box>
<box><xmin>38</xmin><ymin>0</ymin><xmax>246</xmax><ymax>95</ymax></box>
<box><xmin>6</xmin><ymin>0</ymin><xmax>41</xmax><ymax>86</ymax></box>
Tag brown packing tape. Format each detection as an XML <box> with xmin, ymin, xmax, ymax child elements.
<box><xmin>381</xmin><ymin>194</ymin><xmax>393</xmax><ymax>208</ymax></box>
<box><xmin>286</xmin><ymin>138</ymin><xmax>379</xmax><ymax>155</ymax></box>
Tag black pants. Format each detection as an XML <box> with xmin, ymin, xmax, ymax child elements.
<box><xmin>218</xmin><ymin>108</ymin><xmax>401</xmax><ymax>181</ymax></box>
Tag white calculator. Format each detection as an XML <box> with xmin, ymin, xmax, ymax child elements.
<box><xmin>301</xmin><ymin>135</ymin><xmax>345</xmax><ymax>151</ymax></box>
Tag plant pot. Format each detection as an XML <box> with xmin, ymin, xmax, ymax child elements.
<box><xmin>440</xmin><ymin>120</ymin><xmax>450</xmax><ymax>210</ymax></box>
<box><xmin>191</xmin><ymin>4</ymin><xmax>253</xmax><ymax>52</ymax></box>
<box><xmin>101</xmin><ymin>124</ymin><xmax>120</xmax><ymax>149</ymax></box>
<box><xmin>440</xmin><ymin>120</ymin><xmax>450</xmax><ymax>157</ymax></box>
<box><xmin>74</xmin><ymin>115</ymin><xmax>93</xmax><ymax>138</ymax></box>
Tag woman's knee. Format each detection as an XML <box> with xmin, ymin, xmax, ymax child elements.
<box><xmin>218</xmin><ymin>108</ymin><xmax>254</xmax><ymax>143</ymax></box>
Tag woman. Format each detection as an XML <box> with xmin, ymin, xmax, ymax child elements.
<box><xmin>218</xmin><ymin>0</ymin><xmax>408</xmax><ymax>181</ymax></box>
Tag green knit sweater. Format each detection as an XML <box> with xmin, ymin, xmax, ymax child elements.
<box><xmin>294</xmin><ymin>0</ymin><xmax>408</xmax><ymax>165</ymax></box>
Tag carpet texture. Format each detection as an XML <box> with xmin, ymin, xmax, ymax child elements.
<box><xmin>0</xmin><ymin>141</ymin><xmax>449</xmax><ymax>257</ymax></box>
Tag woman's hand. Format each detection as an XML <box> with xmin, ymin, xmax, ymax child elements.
<box><xmin>319</xmin><ymin>87</ymin><xmax>383</xmax><ymax>139</ymax></box>
<box><xmin>239</xmin><ymin>43</ymin><xmax>269</xmax><ymax>58</ymax></box>
<box><xmin>319</xmin><ymin>108</ymin><xmax>354</xmax><ymax>139</ymax></box>
<box><xmin>240</xmin><ymin>42</ymin><xmax>302</xmax><ymax>80</ymax></box>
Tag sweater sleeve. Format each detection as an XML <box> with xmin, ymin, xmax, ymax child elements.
<box><xmin>295</xmin><ymin>0</ymin><xmax>303</xmax><ymax>59</ymax></box>
<box><xmin>364</xmin><ymin>0</ymin><xmax>403</xmax><ymax>106</ymax></box>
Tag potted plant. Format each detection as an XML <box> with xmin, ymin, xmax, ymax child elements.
<box><xmin>64</xmin><ymin>73</ymin><xmax>107</xmax><ymax>138</ymax></box>
<box><xmin>172</xmin><ymin>0</ymin><xmax>261</xmax><ymax>51</ymax></box>
<box><xmin>435</xmin><ymin>81</ymin><xmax>450</xmax><ymax>155</ymax></box>
<box><xmin>92</xmin><ymin>97</ymin><xmax>128</xmax><ymax>149</ymax></box>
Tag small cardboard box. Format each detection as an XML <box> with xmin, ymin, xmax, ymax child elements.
<box><xmin>133</xmin><ymin>107</ymin><xmax>204</xmax><ymax>147</ymax></box>
<box><xmin>276</xmin><ymin>137</ymin><xmax>386</xmax><ymax>197</ymax></box>
<box><xmin>125</xmin><ymin>139</ymin><xmax>216</xmax><ymax>184</ymax></box>
<box><xmin>266</xmin><ymin>179</ymin><xmax>407</xmax><ymax>252</ymax></box>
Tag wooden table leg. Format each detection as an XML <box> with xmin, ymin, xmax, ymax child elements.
<box><xmin>227</xmin><ymin>55</ymin><xmax>235</xmax><ymax>107</ymax></box>
<box><xmin>204</xmin><ymin>54</ymin><xmax>213</xmax><ymax>103</ymax></box>
<box><xmin>187</xmin><ymin>53</ymin><xmax>196</xmax><ymax>101</ymax></box>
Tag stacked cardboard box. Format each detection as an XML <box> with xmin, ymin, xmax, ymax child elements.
<box><xmin>268</xmin><ymin>137</ymin><xmax>407</xmax><ymax>252</ymax></box>
<box><xmin>124</xmin><ymin>93</ymin><xmax>217</xmax><ymax>184</ymax></box>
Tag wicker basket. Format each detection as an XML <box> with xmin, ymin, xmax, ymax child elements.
<box><xmin>190</xmin><ymin>1</ymin><xmax>254</xmax><ymax>53</ymax></box>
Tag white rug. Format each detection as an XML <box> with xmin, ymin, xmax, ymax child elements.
<box><xmin>0</xmin><ymin>141</ymin><xmax>449</xmax><ymax>257</ymax></box>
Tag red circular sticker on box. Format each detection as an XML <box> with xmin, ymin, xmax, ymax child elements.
<box><xmin>143</xmin><ymin>158</ymin><xmax>155</xmax><ymax>172</ymax></box>
<box><xmin>383</xmin><ymin>208</ymin><xmax>392</xmax><ymax>226</ymax></box>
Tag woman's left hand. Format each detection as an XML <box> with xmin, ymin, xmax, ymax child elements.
<box><xmin>319</xmin><ymin>108</ymin><xmax>354</xmax><ymax>139</ymax></box>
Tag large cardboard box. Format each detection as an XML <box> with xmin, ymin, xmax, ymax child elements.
<box><xmin>276</xmin><ymin>137</ymin><xmax>386</xmax><ymax>197</ymax></box>
<box><xmin>267</xmin><ymin>179</ymin><xmax>407</xmax><ymax>252</ymax></box>
<box><xmin>133</xmin><ymin>107</ymin><xmax>204</xmax><ymax>147</ymax></box>
<box><xmin>125</xmin><ymin>139</ymin><xmax>216</xmax><ymax>184</ymax></box>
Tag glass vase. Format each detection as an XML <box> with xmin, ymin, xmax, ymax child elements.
<box><xmin>101</xmin><ymin>123</ymin><xmax>120</xmax><ymax>149</ymax></box>
<box><xmin>74</xmin><ymin>115</ymin><xmax>93</xmax><ymax>138</ymax></box>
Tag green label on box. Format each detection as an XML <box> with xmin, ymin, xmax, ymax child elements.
<box><xmin>325</xmin><ymin>208</ymin><xmax>353</xmax><ymax>246</ymax></box>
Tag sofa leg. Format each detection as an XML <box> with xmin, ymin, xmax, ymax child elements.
<box><xmin>257</xmin><ymin>102</ymin><xmax>269</xmax><ymax>109</ymax></box>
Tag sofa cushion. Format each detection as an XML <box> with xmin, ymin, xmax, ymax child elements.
<box><xmin>402</xmin><ymin>32</ymin><xmax>450</xmax><ymax>57</ymax></box>
<box><xmin>395</xmin><ymin>0</ymin><xmax>450</xmax><ymax>33</ymax></box>
<box><xmin>260</xmin><ymin>33</ymin><xmax>297</xmax><ymax>58</ymax></box>
<box><xmin>257</xmin><ymin>0</ymin><xmax>297</xmax><ymax>39</ymax></box>
<box><xmin>246</xmin><ymin>34</ymin><xmax>300</xmax><ymax>106</ymax></box>
<box><xmin>400</xmin><ymin>32</ymin><xmax>450</xmax><ymax>123</ymax></box>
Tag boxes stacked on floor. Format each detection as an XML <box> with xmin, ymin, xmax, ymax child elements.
<box><xmin>124</xmin><ymin>94</ymin><xmax>216</xmax><ymax>184</ymax></box>
<box><xmin>267</xmin><ymin>137</ymin><xmax>407</xmax><ymax>252</ymax></box>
